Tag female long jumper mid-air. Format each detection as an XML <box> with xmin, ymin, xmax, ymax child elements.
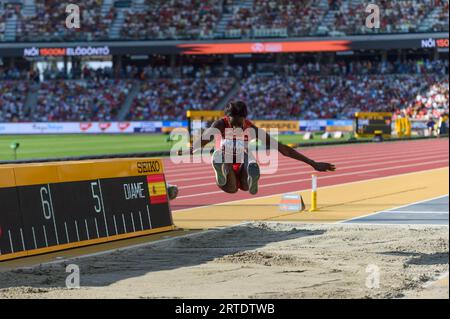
<box><xmin>190</xmin><ymin>101</ymin><xmax>336</xmax><ymax>195</ymax></box>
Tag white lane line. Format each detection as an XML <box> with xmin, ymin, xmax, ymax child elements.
<box><xmin>378</xmin><ymin>211</ymin><xmax>449</xmax><ymax>215</ymax></box>
<box><xmin>166</xmin><ymin>147</ymin><xmax>446</xmax><ymax>179</ymax></box>
<box><xmin>174</xmin><ymin>153</ymin><xmax>448</xmax><ymax>188</ymax></box>
<box><xmin>185</xmin><ymin>151</ymin><xmax>448</xmax><ymax>183</ymax></box>
<box><xmin>172</xmin><ymin>167</ymin><xmax>449</xmax><ymax>214</ymax></box>
<box><xmin>164</xmin><ymin>142</ymin><xmax>446</xmax><ymax>173</ymax></box>
<box><xmin>339</xmin><ymin>222</ymin><xmax>449</xmax><ymax>227</ymax></box>
<box><xmin>170</xmin><ymin>152</ymin><xmax>448</xmax><ymax>186</ymax></box>
<box><xmin>176</xmin><ymin>159</ymin><xmax>448</xmax><ymax>199</ymax></box>
<box><xmin>342</xmin><ymin>194</ymin><xmax>450</xmax><ymax>224</ymax></box>
<box><xmin>165</xmin><ymin>140</ymin><xmax>444</xmax><ymax>173</ymax></box>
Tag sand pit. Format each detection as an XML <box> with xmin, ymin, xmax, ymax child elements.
<box><xmin>0</xmin><ymin>222</ymin><xmax>448</xmax><ymax>299</ymax></box>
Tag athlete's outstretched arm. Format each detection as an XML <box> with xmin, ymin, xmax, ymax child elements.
<box><xmin>250</xmin><ymin>124</ymin><xmax>336</xmax><ymax>172</ymax></box>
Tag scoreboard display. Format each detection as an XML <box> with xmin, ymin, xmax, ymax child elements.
<box><xmin>0</xmin><ymin>158</ymin><xmax>175</xmax><ymax>261</ymax></box>
<box><xmin>354</xmin><ymin>112</ymin><xmax>393</xmax><ymax>138</ymax></box>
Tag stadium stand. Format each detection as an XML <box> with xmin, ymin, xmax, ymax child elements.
<box><xmin>236</xmin><ymin>73</ymin><xmax>448</xmax><ymax>120</ymax></box>
<box><xmin>0</xmin><ymin>80</ymin><xmax>29</xmax><ymax>122</ymax></box>
<box><xmin>32</xmin><ymin>79</ymin><xmax>134</xmax><ymax>121</ymax></box>
<box><xmin>119</xmin><ymin>0</ymin><xmax>222</xmax><ymax>40</ymax></box>
<box><xmin>403</xmin><ymin>80</ymin><xmax>449</xmax><ymax>119</ymax></box>
<box><xmin>322</xmin><ymin>0</ymin><xmax>441</xmax><ymax>35</ymax></box>
<box><xmin>0</xmin><ymin>2</ymin><xmax>18</xmax><ymax>42</ymax></box>
<box><xmin>2</xmin><ymin>0</ymin><xmax>448</xmax><ymax>41</ymax></box>
<box><xmin>126</xmin><ymin>76</ymin><xmax>235</xmax><ymax>120</ymax></box>
<box><xmin>223</xmin><ymin>0</ymin><xmax>450</xmax><ymax>38</ymax></box>
<box><xmin>1</xmin><ymin>58</ymin><xmax>447</xmax><ymax>122</ymax></box>
<box><xmin>0</xmin><ymin>9</ymin><xmax>5</xmax><ymax>41</ymax></box>
<box><xmin>224</xmin><ymin>0</ymin><xmax>327</xmax><ymax>38</ymax></box>
<box><xmin>16</xmin><ymin>0</ymin><xmax>115</xmax><ymax>41</ymax></box>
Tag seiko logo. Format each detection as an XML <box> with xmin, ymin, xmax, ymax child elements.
<box><xmin>137</xmin><ymin>161</ymin><xmax>161</xmax><ymax>174</ymax></box>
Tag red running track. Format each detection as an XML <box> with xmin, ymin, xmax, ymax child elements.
<box><xmin>163</xmin><ymin>139</ymin><xmax>449</xmax><ymax>211</ymax></box>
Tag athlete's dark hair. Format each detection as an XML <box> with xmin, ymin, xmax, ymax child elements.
<box><xmin>225</xmin><ymin>101</ymin><xmax>248</xmax><ymax>118</ymax></box>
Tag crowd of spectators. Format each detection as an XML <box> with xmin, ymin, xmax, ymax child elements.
<box><xmin>127</xmin><ymin>77</ymin><xmax>234</xmax><ymax>120</ymax></box>
<box><xmin>279</xmin><ymin>59</ymin><xmax>449</xmax><ymax>77</ymax></box>
<box><xmin>120</xmin><ymin>0</ymin><xmax>222</xmax><ymax>40</ymax></box>
<box><xmin>430</xmin><ymin>0</ymin><xmax>450</xmax><ymax>31</ymax></box>
<box><xmin>402</xmin><ymin>79</ymin><xmax>449</xmax><ymax>119</ymax></box>
<box><xmin>1</xmin><ymin>0</ymin><xmax>448</xmax><ymax>41</ymax></box>
<box><xmin>0</xmin><ymin>3</ymin><xmax>19</xmax><ymax>41</ymax></box>
<box><xmin>235</xmin><ymin>73</ymin><xmax>448</xmax><ymax>120</ymax></box>
<box><xmin>0</xmin><ymin>65</ymin><xmax>40</xmax><ymax>81</ymax></box>
<box><xmin>226</xmin><ymin>0</ymin><xmax>326</xmax><ymax>37</ymax></box>
<box><xmin>224</xmin><ymin>0</ymin><xmax>449</xmax><ymax>37</ymax></box>
<box><xmin>16</xmin><ymin>0</ymin><xmax>115</xmax><ymax>42</ymax></box>
<box><xmin>326</xmin><ymin>0</ymin><xmax>445</xmax><ymax>35</ymax></box>
<box><xmin>1</xmin><ymin>57</ymin><xmax>447</xmax><ymax>122</ymax></box>
<box><xmin>0</xmin><ymin>80</ymin><xmax>29</xmax><ymax>122</ymax></box>
<box><xmin>0</xmin><ymin>10</ymin><xmax>5</xmax><ymax>41</ymax></box>
<box><xmin>32</xmin><ymin>79</ymin><xmax>133</xmax><ymax>121</ymax></box>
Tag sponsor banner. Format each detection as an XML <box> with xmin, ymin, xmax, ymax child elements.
<box><xmin>325</xmin><ymin>120</ymin><xmax>354</xmax><ymax>133</ymax></box>
<box><xmin>0</xmin><ymin>119</ymin><xmax>356</xmax><ymax>134</ymax></box>
<box><xmin>326</xmin><ymin>126</ymin><xmax>354</xmax><ymax>133</ymax></box>
<box><xmin>179</xmin><ymin>40</ymin><xmax>350</xmax><ymax>55</ymax></box>
<box><xmin>1</xmin><ymin>34</ymin><xmax>447</xmax><ymax>58</ymax></box>
<box><xmin>133</xmin><ymin>121</ymin><xmax>163</xmax><ymax>133</ymax></box>
<box><xmin>252</xmin><ymin>120</ymin><xmax>300</xmax><ymax>132</ymax></box>
<box><xmin>420</xmin><ymin>38</ymin><xmax>449</xmax><ymax>49</ymax></box>
<box><xmin>410</xmin><ymin>119</ymin><xmax>428</xmax><ymax>130</ymax></box>
<box><xmin>0</xmin><ymin>122</ymin><xmax>182</xmax><ymax>134</ymax></box>
<box><xmin>299</xmin><ymin>120</ymin><xmax>353</xmax><ymax>132</ymax></box>
<box><xmin>326</xmin><ymin>120</ymin><xmax>353</xmax><ymax>126</ymax></box>
<box><xmin>162</xmin><ymin>121</ymin><xmax>187</xmax><ymax>128</ymax></box>
<box><xmin>23</xmin><ymin>46</ymin><xmax>111</xmax><ymax>58</ymax></box>
<box><xmin>299</xmin><ymin>120</ymin><xmax>327</xmax><ymax>132</ymax></box>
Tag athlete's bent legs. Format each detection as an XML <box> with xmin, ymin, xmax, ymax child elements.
<box><xmin>238</xmin><ymin>152</ymin><xmax>260</xmax><ymax>195</ymax></box>
<box><xmin>212</xmin><ymin>149</ymin><xmax>239</xmax><ymax>194</ymax></box>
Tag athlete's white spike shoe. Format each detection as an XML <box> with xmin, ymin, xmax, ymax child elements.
<box><xmin>247</xmin><ymin>161</ymin><xmax>260</xmax><ymax>195</ymax></box>
<box><xmin>212</xmin><ymin>150</ymin><xmax>229</xmax><ymax>187</ymax></box>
